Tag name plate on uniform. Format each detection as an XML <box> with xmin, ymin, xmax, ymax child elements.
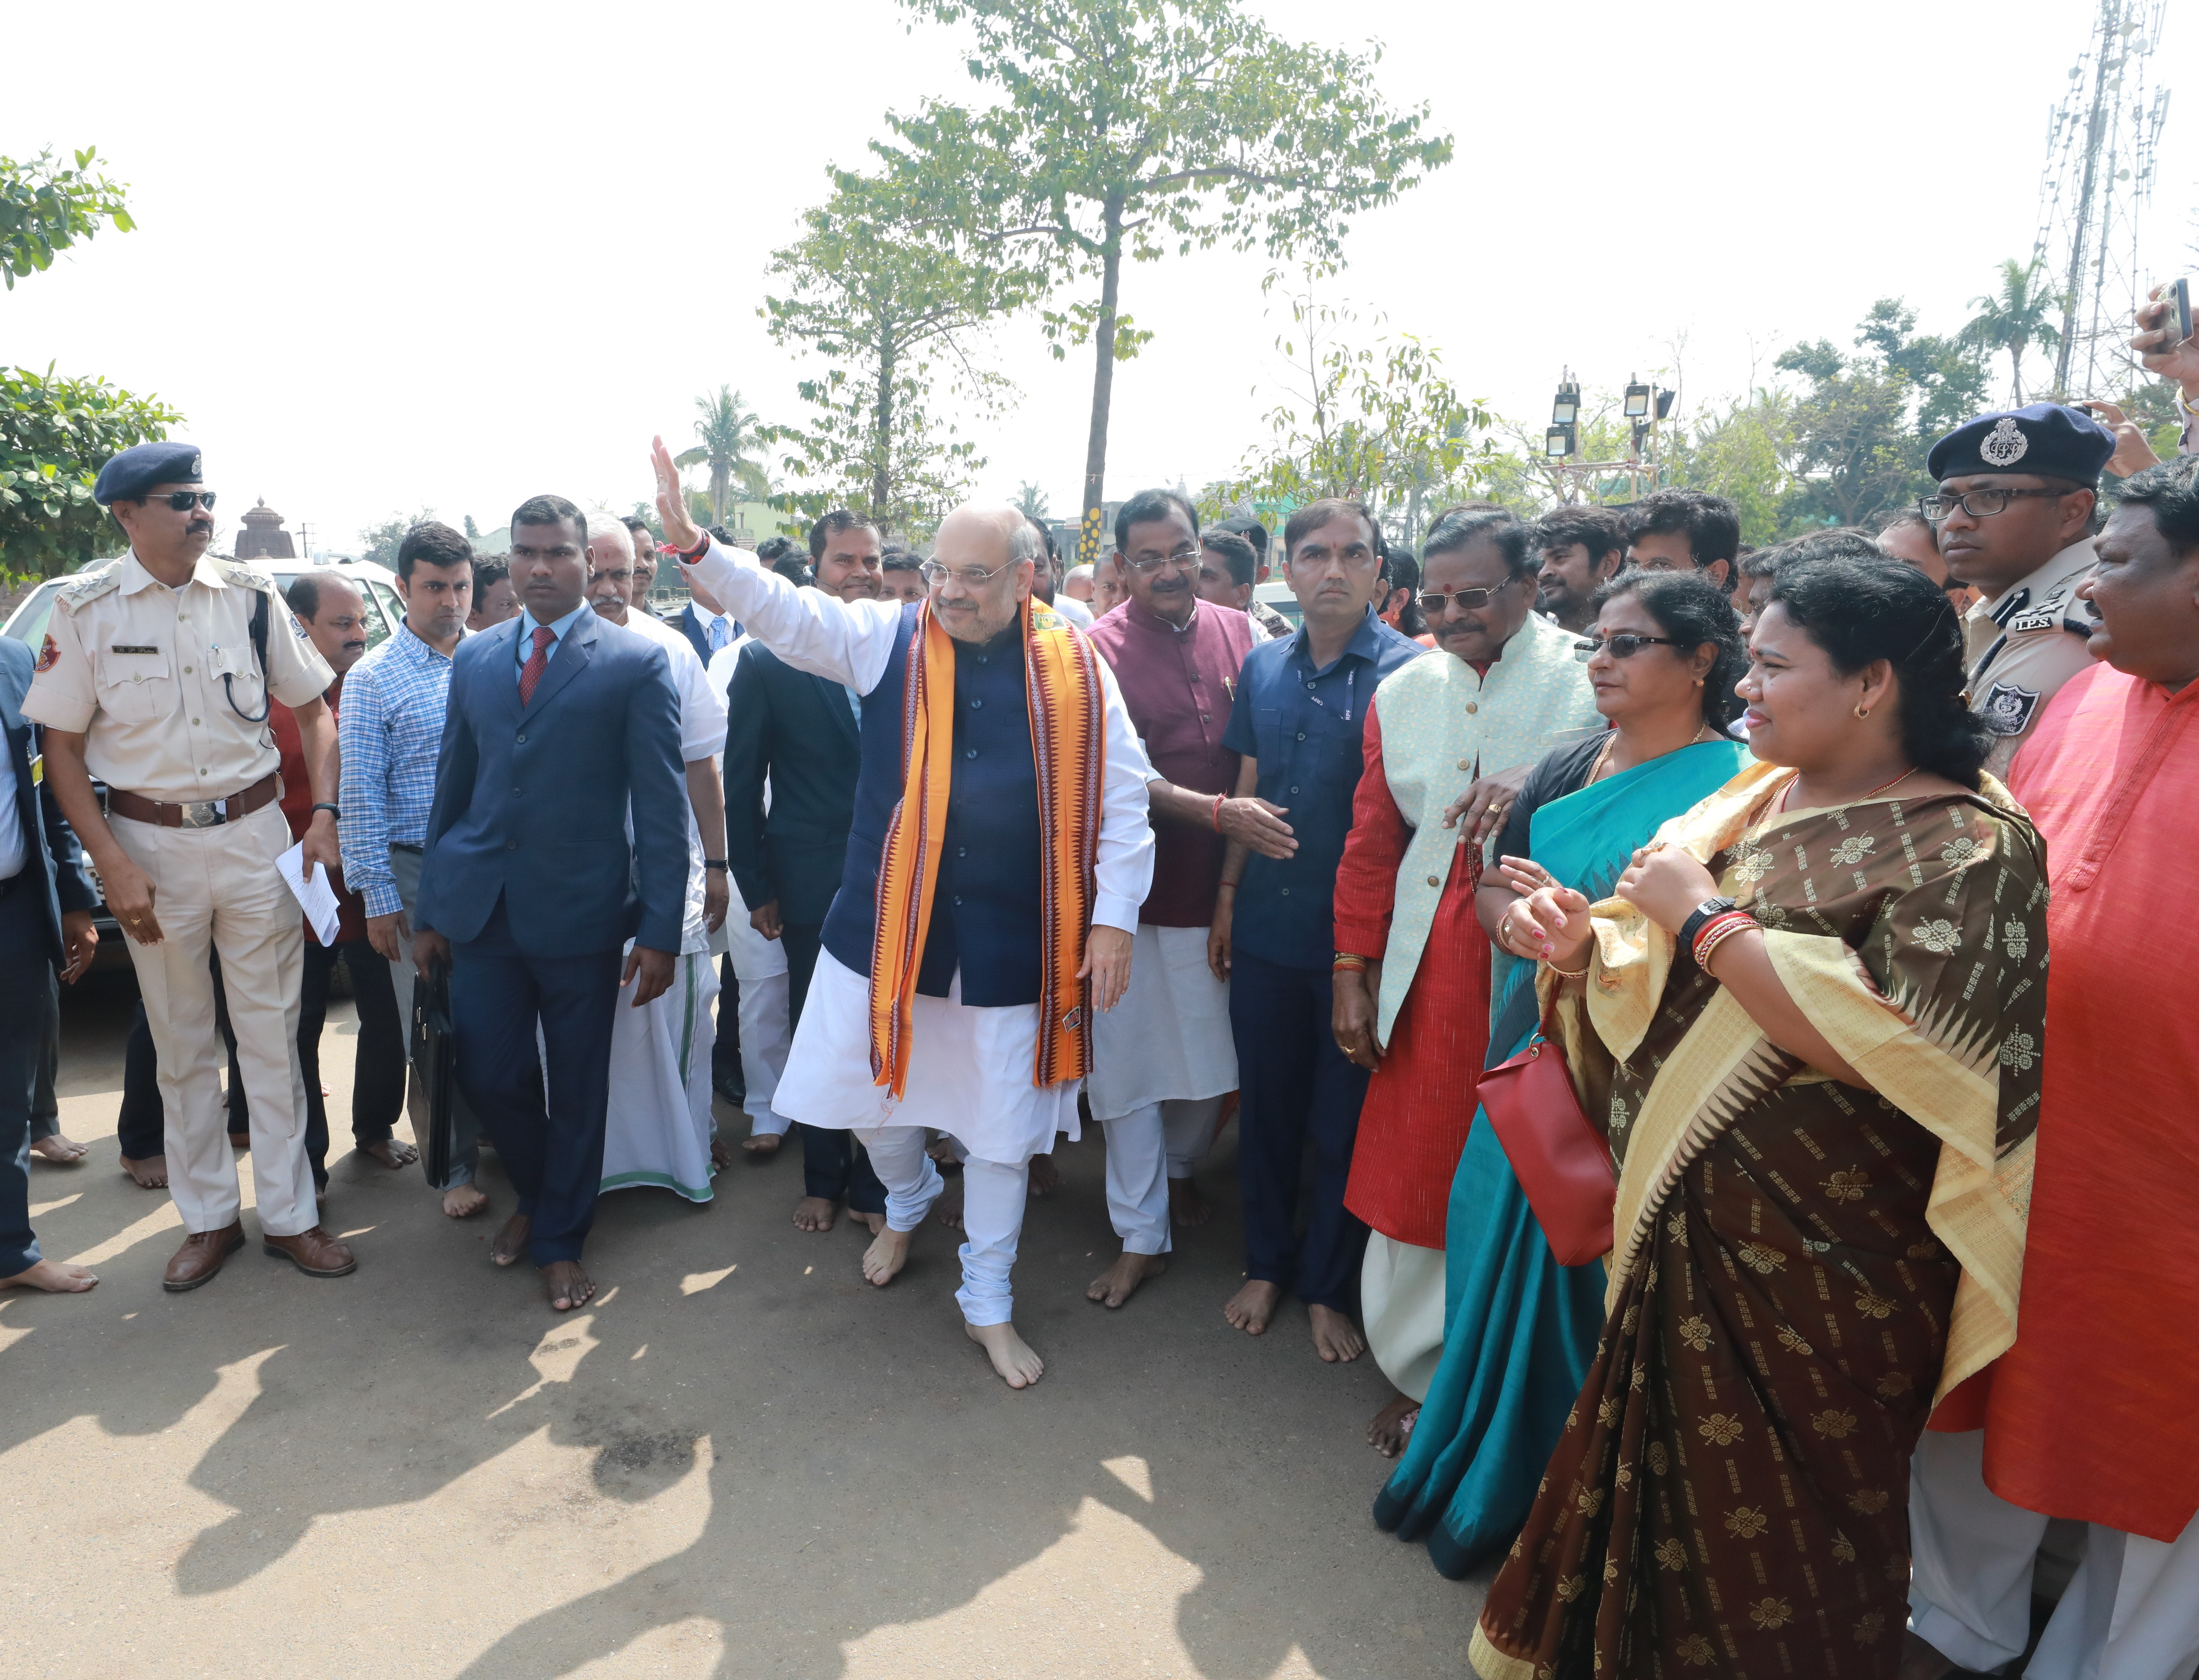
<box><xmin>110</xmin><ymin>644</ymin><xmax>159</xmax><ymax>654</ymax></box>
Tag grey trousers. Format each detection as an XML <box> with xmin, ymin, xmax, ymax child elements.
<box><xmin>385</xmin><ymin>845</ymin><xmax>482</xmax><ymax>1190</ymax></box>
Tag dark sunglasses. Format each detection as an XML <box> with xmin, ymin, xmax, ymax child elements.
<box><xmin>1575</xmin><ymin>633</ymin><xmax>1689</xmax><ymax>658</ymax></box>
<box><xmin>1419</xmin><ymin>579</ymin><xmax>1520</xmax><ymax>613</ymax></box>
<box><xmin>151</xmin><ymin>490</ymin><xmax>217</xmax><ymax>512</ymax></box>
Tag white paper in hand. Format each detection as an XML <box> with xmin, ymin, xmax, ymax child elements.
<box><xmin>277</xmin><ymin>839</ymin><xmax>344</xmax><ymax>946</ymax></box>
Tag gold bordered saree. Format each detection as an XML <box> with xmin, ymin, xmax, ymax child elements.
<box><xmin>1472</xmin><ymin>761</ymin><xmax>2043</xmax><ymax>1680</ymax></box>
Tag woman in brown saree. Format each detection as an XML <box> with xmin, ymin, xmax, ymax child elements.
<box><xmin>1471</xmin><ymin>537</ymin><xmax>2043</xmax><ymax>1680</ymax></box>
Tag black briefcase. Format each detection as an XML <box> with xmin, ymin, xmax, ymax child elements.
<box><xmin>411</xmin><ymin>959</ymin><xmax>457</xmax><ymax>1189</ymax></box>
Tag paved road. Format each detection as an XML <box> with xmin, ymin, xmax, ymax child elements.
<box><xmin>2</xmin><ymin>971</ymin><xmax>1491</xmax><ymax>1679</ymax></box>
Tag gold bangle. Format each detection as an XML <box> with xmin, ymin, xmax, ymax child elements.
<box><xmin>1544</xmin><ymin>954</ymin><xmax>1590</xmax><ymax>978</ymax></box>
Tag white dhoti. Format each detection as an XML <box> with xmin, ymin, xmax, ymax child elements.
<box><xmin>1086</xmin><ymin>922</ymin><xmax>1234</xmax><ymax>1256</ymax></box>
<box><xmin>717</xmin><ymin>882</ymin><xmax>792</xmax><ymax>1136</ymax></box>
<box><xmin>1910</xmin><ymin>1428</ymin><xmax>2199</xmax><ymax>1680</ymax></box>
<box><xmin>600</xmin><ymin>951</ymin><xmax>720</xmax><ymax>1202</ymax></box>
<box><xmin>1361</xmin><ymin>1233</ymin><xmax>1447</xmax><ymax>1402</ymax></box>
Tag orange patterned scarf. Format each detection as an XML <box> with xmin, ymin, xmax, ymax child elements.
<box><xmin>867</xmin><ymin>597</ymin><xmax>1104</xmax><ymax>1098</ymax></box>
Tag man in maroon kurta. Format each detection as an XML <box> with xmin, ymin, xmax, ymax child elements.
<box><xmin>1907</xmin><ymin>456</ymin><xmax>2199</xmax><ymax>1680</ymax></box>
<box><xmin>1082</xmin><ymin>490</ymin><xmax>1271</xmax><ymax>1308</ymax></box>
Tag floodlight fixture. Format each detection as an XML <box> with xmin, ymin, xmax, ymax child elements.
<box><xmin>1551</xmin><ymin>376</ymin><xmax>1581</xmax><ymax>428</ymax></box>
<box><xmin>1655</xmin><ymin>389</ymin><xmax>1677</xmax><ymax>420</ymax></box>
<box><xmin>1545</xmin><ymin>423</ymin><xmax>1576</xmax><ymax>460</ymax></box>
<box><xmin>1623</xmin><ymin>378</ymin><xmax>1652</xmax><ymax>420</ymax></box>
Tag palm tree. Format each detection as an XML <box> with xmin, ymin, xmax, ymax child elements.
<box><xmin>1013</xmin><ymin>482</ymin><xmax>1050</xmax><ymax>522</ymax></box>
<box><xmin>1960</xmin><ymin>260</ymin><xmax>2062</xmax><ymax>405</ymax></box>
<box><xmin>674</xmin><ymin>387</ymin><xmax>769</xmax><ymax>528</ymax></box>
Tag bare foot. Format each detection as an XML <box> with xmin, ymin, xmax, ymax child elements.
<box><xmin>933</xmin><ymin>1184</ymin><xmax>964</xmax><ymax>1230</ymax></box>
<box><xmin>1086</xmin><ymin>1250</ymin><xmax>1167</xmax><ymax>1309</ymax></box>
<box><xmin>121</xmin><ymin>1153</ymin><xmax>169</xmax><ymax>1189</ymax></box>
<box><xmin>966</xmin><ymin>1319</ymin><xmax>1045</xmax><ymax>1388</ymax></box>
<box><xmin>1028</xmin><ymin>1152</ymin><xmax>1060</xmax><ymax>1197</ymax></box>
<box><xmin>1367</xmin><ymin>1392</ymin><xmax>1420</xmax><ymax>1458</ymax></box>
<box><xmin>1310</xmin><ymin>1303</ymin><xmax>1366</xmax><ymax>1363</ymax></box>
<box><xmin>856</xmin><ymin>1209</ymin><xmax>886</xmax><ymax>1236</ymax></box>
<box><xmin>1898</xmin><ymin>1631</ymin><xmax>1958</xmax><ymax>1680</ymax></box>
<box><xmin>1168</xmin><ymin>1176</ymin><xmax>1209</xmax><ymax>1228</ymax></box>
<box><xmin>1223</xmin><ymin>1278</ymin><xmax>1281</xmax><ymax>1335</ymax></box>
<box><xmin>542</xmin><ymin>1259</ymin><xmax>595</xmax><ymax>1311</ymax></box>
<box><xmin>794</xmin><ymin>1195</ymin><xmax>838</xmax><ymax>1233</ymax></box>
<box><xmin>489</xmin><ymin>1213</ymin><xmax>531</xmax><ymax>1266</ymax></box>
<box><xmin>862</xmin><ymin>1225</ymin><xmax>914</xmax><ymax>1286</ymax></box>
<box><xmin>926</xmin><ymin>1136</ymin><xmax>963</xmax><ymax>1176</ymax></box>
<box><xmin>442</xmin><ymin>1183</ymin><xmax>489</xmax><ymax>1219</ymax></box>
<box><xmin>738</xmin><ymin>1132</ymin><xmax>780</xmax><ymax>1162</ymax></box>
<box><xmin>30</xmin><ymin>1132</ymin><xmax>88</xmax><ymax>1164</ymax></box>
<box><xmin>361</xmin><ymin>1138</ymin><xmax>418</xmax><ymax>1170</ymax></box>
<box><xmin>0</xmin><ymin>1258</ymin><xmax>99</xmax><ymax>1293</ymax></box>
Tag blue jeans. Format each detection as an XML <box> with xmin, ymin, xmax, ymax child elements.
<box><xmin>1227</xmin><ymin>949</ymin><xmax>1372</xmax><ymax>1312</ymax></box>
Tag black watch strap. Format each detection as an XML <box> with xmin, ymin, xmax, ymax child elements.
<box><xmin>311</xmin><ymin>801</ymin><xmax>341</xmax><ymax>818</ymax></box>
<box><xmin>1677</xmin><ymin>896</ymin><xmax>1738</xmax><ymax>954</ymax></box>
<box><xmin>702</xmin><ymin>858</ymin><xmax>730</xmax><ymax>870</ymax></box>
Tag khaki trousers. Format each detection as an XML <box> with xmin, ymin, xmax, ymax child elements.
<box><xmin>111</xmin><ymin>801</ymin><xmax>316</xmax><ymax>1238</ymax></box>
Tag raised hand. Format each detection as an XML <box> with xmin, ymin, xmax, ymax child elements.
<box><xmin>652</xmin><ymin>436</ymin><xmax>702</xmax><ymax>554</ymax></box>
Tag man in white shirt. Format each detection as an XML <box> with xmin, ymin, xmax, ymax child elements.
<box><xmin>656</xmin><ymin>439</ymin><xmax>1155</xmax><ymax>1389</ymax></box>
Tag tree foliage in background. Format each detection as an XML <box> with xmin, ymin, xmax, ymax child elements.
<box><xmin>1013</xmin><ymin>482</ymin><xmax>1051</xmax><ymax>521</ymax></box>
<box><xmin>1</xmin><ymin>146</ymin><xmax>134</xmax><ymax>291</ymax></box>
<box><xmin>764</xmin><ymin>194</ymin><xmax>1029</xmax><ymax>537</ymax></box>
<box><xmin>865</xmin><ymin>0</ymin><xmax>1452</xmax><ymax>564</ymax></box>
<box><xmin>357</xmin><ymin>507</ymin><xmax>438</xmax><ymax>568</ymax></box>
<box><xmin>1</xmin><ymin>364</ymin><xmax>181</xmax><ymax>581</ymax></box>
<box><xmin>675</xmin><ymin>387</ymin><xmax>771</xmax><ymax>530</ymax></box>
<box><xmin>1220</xmin><ymin>276</ymin><xmax>1489</xmax><ymax>545</ymax></box>
<box><xmin>1960</xmin><ymin>258</ymin><xmax>2062</xmax><ymax>405</ymax></box>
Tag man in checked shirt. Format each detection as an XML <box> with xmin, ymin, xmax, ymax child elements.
<box><xmin>338</xmin><ymin>521</ymin><xmax>488</xmax><ymax>1217</ymax></box>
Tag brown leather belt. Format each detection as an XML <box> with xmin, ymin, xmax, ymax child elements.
<box><xmin>108</xmin><ymin>772</ymin><xmax>280</xmax><ymax>830</ymax></box>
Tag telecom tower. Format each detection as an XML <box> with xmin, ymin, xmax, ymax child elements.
<box><xmin>2034</xmin><ymin>0</ymin><xmax>2172</xmax><ymax>399</ymax></box>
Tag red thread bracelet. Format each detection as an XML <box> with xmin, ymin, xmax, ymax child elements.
<box><xmin>1212</xmin><ymin>792</ymin><xmax>1226</xmax><ymax>833</ymax></box>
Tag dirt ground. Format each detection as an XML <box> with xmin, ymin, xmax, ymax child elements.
<box><xmin>2</xmin><ymin>971</ymin><xmax>1492</xmax><ymax>1679</ymax></box>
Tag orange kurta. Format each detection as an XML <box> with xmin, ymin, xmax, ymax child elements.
<box><xmin>1983</xmin><ymin>661</ymin><xmax>2199</xmax><ymax>1540</ymax></box>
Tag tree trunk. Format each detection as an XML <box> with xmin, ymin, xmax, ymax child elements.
<box><xmin>1075</xmin><ymin>199</ymin><xmax>1126</xmax><ymax>568</ymax></box>
<box><xmin>873</xmin><ymin>323</ymin><xmax>896</xmax><ymax>531</ymax></box>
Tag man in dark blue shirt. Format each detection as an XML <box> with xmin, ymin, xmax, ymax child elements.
<box><xmin>1211</xmin><ymin>498</ymin><xmax>1423</xmax><ymax>1362</ymax></box>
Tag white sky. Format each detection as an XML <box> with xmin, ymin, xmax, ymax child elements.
<box><xmin>8</xmin><ymin>0</ymin><xmax>2192</xmax><ymax>554</ymax></box>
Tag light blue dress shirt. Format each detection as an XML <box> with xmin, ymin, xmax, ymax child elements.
<box><xmin>515</xmin><ymin>602</ymin><xmax>590</xmax><ymax>684</ymax></box>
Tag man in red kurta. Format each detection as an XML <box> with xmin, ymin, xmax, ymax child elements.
<box><xmin>1907</xmin><ymin>456</ymin><xmax>2199</xmax><ymax>1680</ymax></box>
<box><xmin>278</xmin><ymin>574</ymin><xmax>415</xmax><ymax>1197</ymax></box>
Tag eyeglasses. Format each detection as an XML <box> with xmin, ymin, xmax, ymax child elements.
<box><xmin>152</xmin><ymin>490</ymin><xmax>217</xmax><ymax>512</ymax></box>
<box><xmin>1121</xmin><ymin>547</ymin><xmax>1202</xmax><ymax>574</ymax></box>
<box><xmin>918</xmin><ymin>559</ymin><xmax>1013</xmax><ymax>587</ymax></box>
<box><xmin>1918</xmin><ymin>487</ymin><xmax>2070</xmax><ymax>522</ymax></box>
<box><xmin>1575</xmin><ymin>633</ymin><xmax>1690</xmax><ymax>658</ymax></box>
<box><xmin>1419</xmin><ymin>578</ymin><xmax>1521</xmax><ymax>614</ymax></box>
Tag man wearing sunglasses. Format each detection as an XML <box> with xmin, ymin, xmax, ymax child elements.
<box><xmin>1924</xmin><ymin>403</ymin><xmax>2118</xmax><ymax>777</ymax></box>
<box><xmin>24</xmin><ymin>441</ymin><xmax>359</xmax><ymax>1292</ymax></box>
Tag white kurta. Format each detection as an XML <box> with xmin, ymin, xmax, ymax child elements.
<box><xmin>602</xmin><ymin>610</ymin><xmax>728</xmax><ymax>1197</ymax></box>
<box><xmin>706</xmin><ymin>633</ymin><xmax>795</xmax><ymax>1125</ymax></box>
<box><xmin>684</xmin><ymin>538</ymin><xmax>1156</xmax><ymax>1167</ymax></box>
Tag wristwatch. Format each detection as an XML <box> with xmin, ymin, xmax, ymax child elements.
<box><xmin>1676</xmin><ymin>896</ymin><xmax>1738</xmax><ymax>954</ymax></box>
<box><xmin>702</xmin><ymin>859</ymin><xmax>729</xmax><ymax>871</ymax></box>
<box><xmin>311</xmin><ymin>801</ymin><xmax>341</xmax><ymax>819</ymax></box>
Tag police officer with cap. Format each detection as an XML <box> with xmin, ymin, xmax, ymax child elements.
<box><xmin>22</xmin><ymin>442</ymin><xmax>361</xmax><ymax>1290</ymax></box>
<box><xmin>1922</xmin><ymin>401</ymin><xmax>2116</xmax><ymax>778</ymax></box>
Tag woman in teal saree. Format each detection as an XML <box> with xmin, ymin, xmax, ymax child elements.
<box><xmin>1374</xmin><ymin>569</ymin><xmax>1750</xmax><ymax>1578</ymax></box>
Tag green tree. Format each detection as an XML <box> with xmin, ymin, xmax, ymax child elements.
<box><xmin>463</xmin><ymin>513</ymin><xmax>481</xmax><ymax>539</ymax></box>
<box><xmin>357</xmin><ymin>507</ymin><xmax>438</xmax><ymax>568</ymax></box>
<box><xmin>763</xmin><ymin>195</ymin><xmax>1027</xmax><ymax>534</ymax></box>
<box><xmin>866</xmin><ymin>0</ymin><xmax>1452</xmax><ymax>564</ymax></box>
<box><xmin>1668</xmin><ymin>392</ymin><xmax>1795</xmax><ymax>544</ymax></box>
<box><xmin>1961</xmin><ymin>259</ymin><xmax>2062</xmax><ymax>405</ymax></box>
<box><xmin>1013</xmin><ymin>482</ymin><xmax>1051</xmax><ymax>521</ymax></box>
<box><xmin>675</xmin><ymin>387</ymin><xmax>770</xmax><ymax>529</ymax></box>
<box><xmin>1</xmin><ymin>146</ymin><xmax>135</xmax><ymax>290</ymax></box>
<box><xmin>1</xmin><ymin>364</ymin><xmax>181</xmax><ymax>580</ymax></box>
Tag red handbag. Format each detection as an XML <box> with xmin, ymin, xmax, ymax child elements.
<box><xmin>1479</xmin><ymin>1000</ymin><xmax>1616</xmax><ymax>1267</ymax></box>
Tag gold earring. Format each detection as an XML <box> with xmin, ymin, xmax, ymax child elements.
<box><xmin>1854</xmin><ymin>704</ymin><xmax>1871</xmax><ymax>720</ymax></box>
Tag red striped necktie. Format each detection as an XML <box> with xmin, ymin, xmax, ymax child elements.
<box><xmin>518</xmin><ymin>625</ymin><xmax>555</xmax><ymax>705</ymax></box>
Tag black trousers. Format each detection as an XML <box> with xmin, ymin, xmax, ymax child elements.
<box><xmin>299</xmin><ymin>938</ymin><xmax>407</xmax><ymax>1188</ymax></box>
<box><xmin>0</xmin><ymin>882</ymin><xmax>50</xmax><ymax>1276</ymax></box>
<box><xmin>710</xmin><ymin>954</ymin><xmax>744</xmax><ymax>1101</ymax></box>
<box><xmin>784</xmin><ymin>923</ymin><xmax>886</xmax><ymax>1214</ymax></box>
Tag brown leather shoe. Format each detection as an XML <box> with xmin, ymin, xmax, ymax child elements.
<box><xmin>163</xmin><ymin>1223</ymin><xmax>246</xmax><ymax>1292</ymax></box>
<box><xmin>262</xmin><ymin>1226</ymin><xmax>358</xmax><ymax>1278</ymax></box>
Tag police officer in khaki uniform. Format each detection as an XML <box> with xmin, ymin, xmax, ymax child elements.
<box><xmin>1923</xmin><ymin>402</ymin><xmax>2117</xmax><ymax>780</ymax></box>
<box><xmin>23</xmin><ymin>442</ymin><xmax>361</xmax><ymax>1290</ymax></box>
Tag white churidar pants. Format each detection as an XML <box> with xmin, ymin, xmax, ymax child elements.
<box><xmin>862</xmin><ymin>1125</ymin><xmax>1026</xmax><ymax>1326</ymax></box>
<box><xmin>1909</xmin><ymin>1428</ymin><xmax>2199</xmax><ymax>1680</ymax></box>
<box><xmin>716</xmin><ymin>872</ymin><xmax>791</xmax><ymax>1135</ymax></box>
<box><xmin>110</xmin><ymin>802</ymin><xmax>317</xmax><ymax>1238</ymax></box>
<box><xmin>1102</xmin><ymin>1096</ymin><xmax>1222</xmax><ymax>1255</ymax></box>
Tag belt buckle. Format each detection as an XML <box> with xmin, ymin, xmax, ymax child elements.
<box><xmin>175</xmin><ymin>799</ymin><xmax>227</xmax><ymax>828</ymax></box>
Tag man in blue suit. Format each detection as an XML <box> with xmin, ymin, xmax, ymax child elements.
<box><xmin>1</xmin><ymin>635</ymin><xmax>103</xmax><ymax>1293</ymax></box>
<box><xmin>412</xmin><ymin>495</ymin><xmax>687</xmax><ymax>1312</ymax></box>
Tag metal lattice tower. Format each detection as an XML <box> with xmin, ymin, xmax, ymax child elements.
<box><xmin>2034</xmin><ymin>0</ymin><xmax>2173</xmax><ymax>399</ymax></box>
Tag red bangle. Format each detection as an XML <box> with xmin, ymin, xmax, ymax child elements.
<box><xmin>1212</xmin><ymin>792</ymin><xmax>1226</xmax><ymax>833</ymax></box>
<box><xmin>1690</xmin><ymin>910</ymin><xmax>1756</xmax><ymax>968</ymax></box>
<box><xmin>677</xmin><ymin>531</ymin><xmax>710</xmax><ymax>562</ymax></box>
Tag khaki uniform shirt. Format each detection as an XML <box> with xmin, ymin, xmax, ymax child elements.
<box><xmin>21</xmin><ymin>550</ymin><xmax>333</xmax><ymax>802</ymax></box>
<box><xmin>1962</xmin><ymin>536</ymin><xmax>2098</xmax><ymax>782</ymax></box>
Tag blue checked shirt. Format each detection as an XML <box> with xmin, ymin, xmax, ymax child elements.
<box><xmin>339</xmin><ymin>622</ymin><xmax>461</xmax><ymax>918</ymax></box>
